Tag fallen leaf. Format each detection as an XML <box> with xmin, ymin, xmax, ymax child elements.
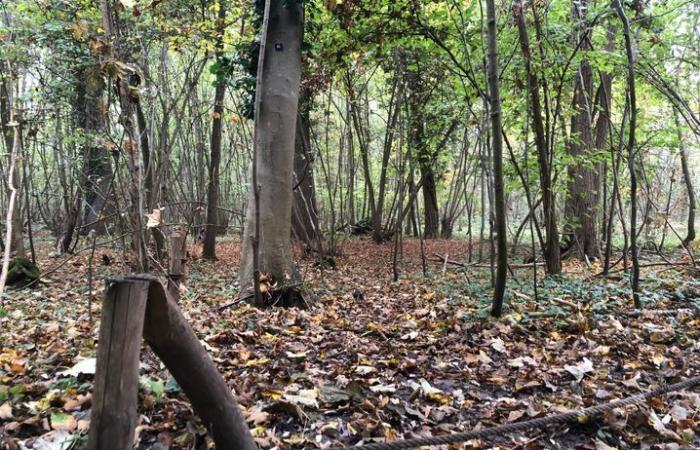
<box><xmin>50</xmin><ymin>411</ymin><xmax>77</xmax><ymax>431</ymax></box>
<box><xmin>647</xmin><ymin>409</ymin><xmax>682</xmax><ymax>440</ymax></box>
<box><xmin>354</xmin><ymin>365</ymin><xmax>376</xmax><ymax>375</ymax></box>
<box><xmin>490</xmin><ymin>337</ymin><xmax>507</xmax><ymax>353</ymax></box>
<box><xmin>565</xmin><ymin>358</ymin><xmax>594</xmax><ymax>383</ymax></box>
<box><xmin>284</xmin><ymin>389</ymin><xmax>319</xmax><ymax>408</ymax></box>
<box><xmin>0</xmin><ymin>402</ymin><xmax>12</xmax><ymax>419</ymax></box>
<box><xmin>60</xmin><ymin>358</ymin><xmax>97</xmax><ymax>377</ymax></box>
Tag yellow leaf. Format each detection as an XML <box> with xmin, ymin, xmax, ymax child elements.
<box><xmin>244</xmin><ymin>357</ymin><xmax>269</xmax><ymax>367</ymax></box>
<box><xmin>261</xmin><ymin>389</ymin><xmax>283</xmax><ymax>400</ymax></box>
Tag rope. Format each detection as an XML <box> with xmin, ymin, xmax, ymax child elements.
<box><xmin>328</xmin><ymin>375</ymin><xmax>700</xmax><ymax>450</ymax></box>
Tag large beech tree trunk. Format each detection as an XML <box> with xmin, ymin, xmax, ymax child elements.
<box><xmin>239</xmin><ymin>0</ymin><xmax>303</xmax><ymax>290</ymax></box>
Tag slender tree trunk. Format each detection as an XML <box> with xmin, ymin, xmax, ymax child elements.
<box><xmin>203</xmin><ymin>4</ymin><xmax>227</xmax><ymax>260</ymax></box>
<box><xmin>603</xmin><ymin>103</ymin><xmax>628</xmax><ymax>274</ymax></box>
<box><xmin>0</xmin><ymin>65</ymin><xmax>24</xmax><ymax>257</ymax></box>
<box><xmin>615</xmin><ymin>0</ymin><xmax>640</xmax><ymax>307</ymax></box>
<box><xmin>239</xmin><ymin>0</ymin><xmax>304</xmax><ymax>293</ymax></box>
<box><xmin>345</xmin><ymin>97</ymin><xmax>355</xmax><ymax>225</ymax></box>
<box><xmin>593</xmin><ymin>23</ymin><xmax>617</xmax><ymax>247</ymax></box>
<box><xmin>348</xmin><ymin>81</ymin><xmax>376</xmax><ymax>230</ymax></box>
<box><xmin>486</xmin><ymin>0</ymin><xmax>507</xmax><ymax>317</ymax></box>
<box><xmin>135</xmin><ymin>100</ymin><xmax>164</xmax><ymax>260</ymax></box>
<box><xmin>675</xmin><ymin>111</ymin><xmax>696</xmax><ymax>246</ymax></box>
<box><xmin>515</xmin><ymin>0</ymin><xmax>561</xmax><ymax>275</ymax></box>
<box><xmin>406</xmin><ymin>70</ymin><xmax>439</xmax><ymax>239</ymax></box>
<box><xmin>371</xmin><ymin>70</ymin><xmax>403</xmax><ymax>243</ymax></box>
<box><xmin>292</xmin><ymin>93</ymin><xmax>320</xmax><ymax>245</ymax></box>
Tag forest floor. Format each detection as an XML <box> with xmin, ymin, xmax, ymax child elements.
<box><xmin>1</xmin><ymin>237</ymin><xmax>700</xmax><ymax>450</ymax></box>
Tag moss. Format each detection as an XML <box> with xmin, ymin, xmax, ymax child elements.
<box><xmin>7</xmin><ymin>257</ymin><xmax>40</xmax><ymax>288</ymax></box>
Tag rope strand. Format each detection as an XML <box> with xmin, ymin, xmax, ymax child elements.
<box><xmin>328</xmin><ymin>375</ymin><xmax>700</xmax><ymax>450</ymax></box>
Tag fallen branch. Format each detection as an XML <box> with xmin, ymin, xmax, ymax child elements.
<box><xmin>430</xmin><ymin>253</ymin><xmax>546</xmax><ymax>270</ymax></box>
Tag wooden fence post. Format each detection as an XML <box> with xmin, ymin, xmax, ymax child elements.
<box><xmin>87</xmin><ymin>279</ymin><xmax>149</xmax><ymax>450</ymax></box>
<box><xmin>135</xmin><ymin>275</ymin><xmax>257</xmax><ymax>450</ymax></box>
<box><xmin>88</xmin><ymin>274</ymin><xmax>256</xmax><ymax>450</ymax></box>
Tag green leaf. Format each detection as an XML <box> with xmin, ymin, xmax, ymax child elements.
<box><xmin>140</xmin><ymin>376</ymin><xmax>165</xmax><ymax>401</ymax></box>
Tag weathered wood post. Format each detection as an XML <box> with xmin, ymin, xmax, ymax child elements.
<box><xmin>139</xmin><ymin>275</ymin><xmax>257</xmax><ymax>450</ymax></box>
<box><xmin>87</xmin><ymin>279</ymin><xmax>149</xmax><ymax>450</ymax></box>
<box><xmin>88</xmin><ymin>274</ymin><xmax>257</xmax><ymax>450</ymax></box>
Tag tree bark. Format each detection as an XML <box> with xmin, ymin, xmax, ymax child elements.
<box><xmin>203</xmin><ymin>4</ymin><xmax>228</xmax><ymax>260</ymax></box>
<box><xmin>73</xmin><ymin>65</ymin><xmax>111</xmax><ymax>243</ymax></box>
<box><xmin>486</xmin><ymin>0</ymin><xmax>508</xmax><ymax>317</ymax></box>
<box><xmin>564</xmin><ymin>0</ymin><xmax>601</xmax><ymax>260</ymax></box>
<box><xmin>615</xmin><ymin>0</ymin><xmax>640</xmax><ymax>307</ymax></box>
<box><xmin>239</xmin><ymin>0</ymin><xmax>304</xmax><ymax>291</ymax></box>
<box><xmin>407</xmin><ymin>70</ymin><xmax>439</xmax><ymax>239</ymax></box>
<box><xmin>0</xmin><ymin>65</ymin><xmax>24</xmax><ymax>257</ymax></box>
<box><xmin>515</xmin><ymin>0</ymin><xmax>561</xmax><ymax>275</ymax></box>
<box><xmin>675</xmin><ymin>111</ymin><xmax>696</xmax><ymax>246</ymax></box>
<box><xmin>291</xmin><ymin>94</ymin><xmax>320</xmax><ymax>245</ymax></box>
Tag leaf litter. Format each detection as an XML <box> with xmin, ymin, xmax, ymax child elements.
<box><xmin>1</xmin><ymin>238</ymin><xmax>700</xmax><ymax>449</ymax></box>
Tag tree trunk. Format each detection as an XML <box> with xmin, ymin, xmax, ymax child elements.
<box><xmin>675</xmin><ymin>111</ymin><xmax>696</xmax><ymax>246</ymax></box>
<box><xmin>239</xmin><ymin>0</ymin><xmax>303</xmax><ymax>291</ymax></box>
<box><xmin>0</xmin><ymin>65</ymin><xmax>25</xmax><ymax>257</ymax></box>
<box><xmin>564</xmin><ymin>0</ymin><xmax>600</xmax><ymax>260</ymax></box>
<box><xmin>615</xmin><ymin>0</ymin><xmax>640</xmax><ymax>307</ymax></box>
<box><xmin>371</xmin><ymin>70</ymin><xmax>403</xmax><ymax>243</ymax></box>
<box><xmin>291</xmin><ymin>94</ymin><xmax>320</xmax><ymax>245</ymax></box>
<box><xmin>407</xmin><ymin>70</ymin><xmax>439</xmax><ymax>239</ymax></box>
<box><xmin>203</xmin><ymin>4</ymin><xmax>227</xmax><ymax>260</ymax></box>
<box><xmin>100</xmin><ymin>0</ymin><xmax>147</xmax><ymax>271</ymax></box>
<box><xmin>515</xmin><ymin>1</ymin><xmax>561</xmax><ymax>275</ymax></box>
<box><xmin>135</xmin><ymin>100</ymin><xmax>167</xmax><ymax>262</ymax></box>
<box><xmin>487</xmin><ymin>0</ymin><xmax>508</xmax><ymax>317</ymax></box>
